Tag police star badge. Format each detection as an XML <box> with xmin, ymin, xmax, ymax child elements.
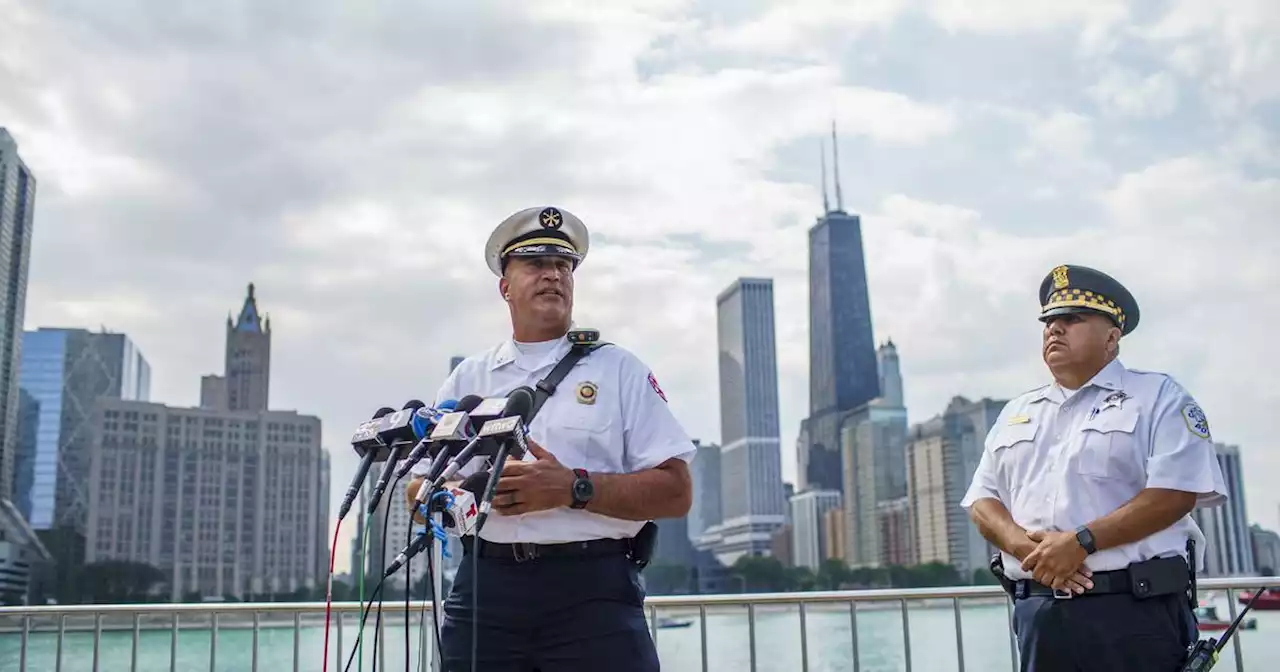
<box><xmin>576</xmin><ymin>381</ymin><xmax>597</xmax><ymax>405</ymax></box>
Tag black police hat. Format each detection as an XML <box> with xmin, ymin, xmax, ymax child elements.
<box><xmin>1038</xmin><ymin>264</ymin><xmax>1140</xmax><ymax>335</ymax></box>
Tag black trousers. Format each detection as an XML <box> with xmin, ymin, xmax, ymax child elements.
<box><xmin>440</xmin><ymin>549</ymin><xmax>659</xmax><ymax>671</ymax></box>
<box><xmin>1011</xmin><ymin>591</ymin><xmax>1198</xmax><ymax>671</ymax></box>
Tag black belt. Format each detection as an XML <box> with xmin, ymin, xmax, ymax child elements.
<box><xmin>1012</xmin><ymin>555</ymin><xmax>1189</xmax><ymax>600</ymax></box>
<box><xmin>461</xmin><ymin>536</ymin><xmax>631</xmax><ymax>563</ymax></box>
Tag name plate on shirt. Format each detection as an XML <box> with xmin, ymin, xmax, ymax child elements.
<box><xmin>471</xmin><ymin>397</ymin><xmax>510</xmax><ymax>418</ymax></box>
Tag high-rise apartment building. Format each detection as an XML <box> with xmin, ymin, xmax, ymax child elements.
<box><xmin>789</xmin><ymin>489</ymin><xmax>841</xmax><ymax>570</ymax></box>
<box><xmin>1191</xmin><ymin>443</ymin><xmax>1253</xmax><ymax>577</ymax></box>
<box><xmin>799</xmin><ymin>129</ymin><xmax>879</xmax><ymax>495</ymax></box>
<box><xmin>225</xmin><ymin>284</ymin><xmax>271</xmax><ymax>412</ymax></box>
<box><xmin>14</xmin><ymin>328</ymin><xmax>151</xmax><ymax>530</ymax></box>
<box><xmin>839</xmin><ymin>342</ymin><xmax>908</xmax><ymax>567</ymax></box>
<box><xmin>449</xmin><ymin>356</ymin><xmax>465</xmax><ymax>373</ymax></box>
<box><xmin>906</xmin><ymin>396</ymin><xmax>1006</xmax><ymax>577</ymax></box>
<box><xmin>1251</xmin><ymin>525</ymin><xmax>1280</xmax><ymax>575</ymax></box>
<box><xmin>86</xmin><ymin>401</ymin><xmax>328</xmax><ymax>599</ymax></box>
<box><xmin>686</xmin><ymin>440</ymin><xmax>721</xmax><ymax>544</ymax></box>
<box><xmin>0</xmin><ymin>129</ymin><xmax>37</xmax><ymax>503</ymax></box>
<box><xmin>705</xmin><ymin>278</ymin><xmax>785</xmax><ymax>563</ymax></box>
<box><xmin>84</xmin><ymin>286</ymin><xmax>330</xmax><ymax>599</ymax></box>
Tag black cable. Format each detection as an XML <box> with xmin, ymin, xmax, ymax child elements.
<box><xmin>471</xmin><ymin>533</ymin><xmax>481</xmax><ymax>672</ymax></box>
<box><xmin>404</xmin><ymin>490</ymin><xmax>414</xmax><ymax>672</ymax></box>
<box><xmin>343</xmin><ymin>576</ymin><xmax>389</xmax><ymax>672</ymax></box>
<box><xmin>371</xmin><ymin>472</ymin><xmax>404</xmax><ymax>672</ymax></box>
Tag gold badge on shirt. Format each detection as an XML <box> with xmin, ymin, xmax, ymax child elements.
<box><xmin>576</xmin><ymin>381</ymin><xmax>597</xmax><ymax>404</ymax></box>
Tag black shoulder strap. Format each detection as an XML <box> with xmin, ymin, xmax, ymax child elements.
<box><xmin>529</xmin><ymin>343</ymin><xmax>609</xmax><ymax>421</ymax></box>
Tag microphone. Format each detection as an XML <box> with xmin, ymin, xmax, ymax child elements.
<box><xmin>427</xmin><ymin>388</ymin><xmax>531</xmax><ymax>489</ymax></box>
<box><xmin>337</xmin><ymin>406</ymin><xmax>397</xmax><ymax>521</ymax></box>
<box><xmin>475</xmin><ymin>386</ymin><xmax>535</xmax><ymax>531</ymax></box>
<box><xmin>364</xmin><ymin>400</ymin><xmax>427</xmax><ymax>516</ymax></box>
<box><xmin>394</xmin><ymin>395</ymin><xmax>482</xmax><ymax>480</ymax></box>
<box><xmin>385</xmin><ymin>472</ymin><xmax>488</xmax><ymax>578</ymax></box>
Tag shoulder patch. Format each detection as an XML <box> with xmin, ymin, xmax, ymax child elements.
<box><xmin>1181</xmin><ymin>402</ymin><xmax>1211</xmax><ymax>439</ymax></box>
<box><xmin>647</xmin><ymin>372</ymin><xmax>667</xmax><ymax>402</ymax></box>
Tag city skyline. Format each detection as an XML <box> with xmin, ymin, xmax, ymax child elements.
<box><xmin>4</xmin><ymin>1</ymin><xmax>1278</xmax><ymax>576</ymax></box>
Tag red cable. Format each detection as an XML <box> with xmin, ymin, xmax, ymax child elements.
<box><xmin>322</xmin><ymin>518</ymin><xmax>343</xmax><ymax>672</ymax></box>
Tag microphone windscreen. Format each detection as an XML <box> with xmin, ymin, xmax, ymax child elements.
<box><xmin>402</xmin><ymin>399</ymin><xmax>426</xmax><ymax>411</ymax></box>
<box><xmin>372</xmin><ymin>406</ymin><xmax>397</xmax><ymax>419</ymax></box>
<box><xmin>455</xmin><ymin>394</ymin><xmax>485</xmax><ymax>413</ymax></box>
<box><xmin>436</xmin><ymin>399</ymin><xmax>458</xmax><ymax>411</ymax></box>
<box><xmin>503</xmin><ymin>386</ymin><xmax>535</xmax><ymax>422</ymax></box>
<box><xmin>459</xmin><ymin>470</ymin><xmax>490</xmax><ymax>495</ymax></box>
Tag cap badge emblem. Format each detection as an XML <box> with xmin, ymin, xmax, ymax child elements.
<box><xmin>539</xmin><ymin>207</ymin><xmax>562</xmax><ymax>229</ymax></box>
<box><xmin>1051</xmin><ymin>265</ymin><xmax>1069</xmax><ymax>289</ymax></box>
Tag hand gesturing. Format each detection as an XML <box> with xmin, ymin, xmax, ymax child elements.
<box><xmin>490</xmin><ymin>438</ymin><xmax>575</xmax><ymax>516</ymax></box>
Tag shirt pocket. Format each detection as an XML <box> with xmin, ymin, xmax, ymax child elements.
<box><xmin>991</xmin><ymin>420</ymin><xmax>1039</xmax><ymax>490</ymax></box>
<box><xmin>1077</xmin><ymin>406</ymin><xmax>1141</xmax><ymax>480</ymax></box>
<box><xmin>557</xmin><ymin>402</ymin><xmax>619</xmax><ymax>471</ymax></box>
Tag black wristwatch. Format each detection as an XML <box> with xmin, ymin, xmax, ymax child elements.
<box><xmin>1075</xmin><ymin>525</ymin><xmax>1097</xmax><ymax>554</ymax></box>
<box><xmin>570</xmin><ymin>468</ymin><xmax>593</xmax><ymax>509</ymax></box>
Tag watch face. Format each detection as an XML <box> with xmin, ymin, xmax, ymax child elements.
<box><xmin>574</xmin><ymin>478</ymin><xmax>594</xmax><ymax>500</ymax></box>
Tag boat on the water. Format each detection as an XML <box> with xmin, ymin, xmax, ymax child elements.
<box><xmin>1237</xmin><ymin>587</ymin><xmax>1280</xmax><ymax>610</ymax></box>
<box><xmin>1195</xmin><ymin>604</ymin><xmax>1257</xmax><ymax>632</ymax></box>
<box><xmin>656</xmin><ymin>617</ymin><xmax>693</xmax><ymax>629</ymax></box>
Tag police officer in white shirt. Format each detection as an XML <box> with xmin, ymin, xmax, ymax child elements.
<box><xmin>407</xmin><ymin>205</ymin><xmax>695</xmax><ymax>671</ymax></box>
<box><xmin>961</xmin><ymin>264</ymin><xmax>1228</xmax><ymax>672</ymax></box>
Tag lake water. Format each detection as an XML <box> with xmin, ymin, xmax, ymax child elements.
<box><xmin>2</xmin><ymin>595</ymin><xmax>1275</xmax><ymax>671</ymax></box>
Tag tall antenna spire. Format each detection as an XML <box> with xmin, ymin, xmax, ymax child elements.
<box><xmin>831</xmin><ymin>119</ymin><xmax>844</xmax><ymax>212</ymax></box>
<box><xmin>820</xmin><ymin>138</ymin><xmax>830</xmax><ymax>213</ymax></box>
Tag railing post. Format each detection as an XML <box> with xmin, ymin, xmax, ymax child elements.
<box><xmin>211</xmin><ymin>613</ymin><xmax>219</xmax><ymax>671</ymax></box>
<box><xmin>849</xmin><ymin>601</ymin><xmax>860</xmax><ymax>672</ymax></box>
<box><xmin>56</xmin><ymin>613</ymin><xmax>65</xmax><ymax>672</ymax></box>
<box><xmin>1006</xmin><ymin>597</ymin><xmax>1017</xmax><ymax>672</ymax></box>
<box><xmin>19</xmin><ymin>615</ymin><xmax>28</xmax><ymax>672</ymax></box>
<box><xmin>93</xmin><ymin>612</ymin><xmax>102</xmax><ymax>672</ymax></box>
<box><xmin>130</xmin><ymin>612</ymin><xmax>139</xmax><ymax>672</ymax></box>
<box><xmin>252</xmin><ymin>611</ymin><xmax>260</xmax><ymax>672</ymax></box>
<box><xmin>799</xmin><ymin>602</ymin><xmax>808</xmax><ymax>671</ymax></box>
<box><xmin>900</xmin><ymin>599</ymin><xmax>912</xmax><ymax>672</ymax></box>
<box><xmin>293</xmin><ymin>611</ymin><xmax>301</xmax><ymax>672</ymax></box>
<box><xmin>747</xmin><ymin>603</ymin><xmax>757</xmax><ymax>672</ymax></box>
<box><xmin>953</xmin><ymin>597</ymin><xmax>965</xmax><ymax>672</ymax></box>
<box><xmin>1224</xmin><ymin>589</ymin><xmax>1245</xmax><ymax>672</ymax></box>
<box><xmin>170</xmin><ymin>611</ymin><xmax>179</xmax><ymax>672</ymax></box>
<box><xmin>699</xmin><ymin>604</ymin><xmax>708</xmax><ymax>672</ymax></box>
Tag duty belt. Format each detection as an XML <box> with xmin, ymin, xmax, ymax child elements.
<box><xmin>461</xmin><ymin>536</ymin><xmax>630</xmax><ymax>563</ymax></box>
<box><xmin>1011</xmin><ymin>555</ymin><xmax>1190</xmax><ymax>600</ymax></box>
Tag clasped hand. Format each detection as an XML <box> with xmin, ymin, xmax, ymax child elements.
<box><xmin>1019</xmin><ymin>530</ymin><xmax>1094</xmax><ymax>595</ymax></box>
<box><xmin>490</xmin><ymin>438</ymin><xmax>575</xmax><ymax>516</ymax></box>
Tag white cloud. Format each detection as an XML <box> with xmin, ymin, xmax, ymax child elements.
<box><xmin>1139</xmin><ymin>0</ymin><xmax>1280</xmax><ymax>114</ymax></box>
<box><xmin>1088</xmin><ymin>67</ymin><xmax>1179</xmax><ymax>118</ymax></box>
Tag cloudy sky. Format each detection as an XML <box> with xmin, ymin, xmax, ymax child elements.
<box><xmin>3</xmin><ymin>0</ymin><xmax>1277</xmax><ymax>572</ymax></box>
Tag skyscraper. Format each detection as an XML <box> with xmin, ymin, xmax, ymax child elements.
<box><xmin>0</xmin><ymin>129</ymin><xmax>37</xmax><ymax>503</ymax></box>
<box><xmin>449</xmin><ymin>356</ymin><xmax>465</xmax><ymax>372</ymax></box>
<box><xmin>706</xmin><ymin>278</ymin><xmax>785</xmax><ymax>563</ymax></box>
<box><xmin>225</xmin><ymin>284</ymin><xmax>271</xmax><ymax>411</ymax></box>
<box><xmin>86</xmin><ymin>286</ymin><xmax>330</xmax><ymax>600</ymax></box>
<box><xmin>840</xmin><ymin>341</ymin><xmax>908</xmax><ymax>567</ymax></box>
<box><xmin>789</xmin><ymin>489</ymin><xmax>841</xmax><ymax>570</ymax></box>
<box><xmin>906</xmin><ymin>396</ymin><xmax>1006</xmax><ymax>578</ymax></box>
<box><xmin>800</xmin><ymin>125</ymin><xmax>879</xmax><ymax>494</ymax></box>
<box><xmin>1191</xmin><ymin>443</ymin><xmax>1254</xmax><ymax>577</ymax></box>
<box><xmin>15</xmin><ymin>328</ymin><xmax>151</xmax><ymax>530</ymax></box>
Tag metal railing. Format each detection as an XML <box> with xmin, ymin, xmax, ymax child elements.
<box><xmin>0</xmin><ymin>576</ymin><xmax>1271</xmax><ymax>672</ymax></box>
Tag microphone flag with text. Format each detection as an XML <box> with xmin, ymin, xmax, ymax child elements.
<box><xmin>337</xmin><ymin>406</ymin><xmax>396</xmax><ymax>522</ymax></box>
<box><xmin>395</xmin><ymin>394</ymin><xmax>485</xmax><ymax>480</ymax></box>
<box><xmin>473</xmin><ymin>386</ymin><xmax>534</xmax><ymax>532</ymax></box>
<box><xmin>428</xmin><ymin>386</ymin><xmax>534</xmax><ymax>490</ymax></box>
<box><xmin>363</xmin><ymin>399</ymin><xmax>429</xmax><ymax>515</ymax></box>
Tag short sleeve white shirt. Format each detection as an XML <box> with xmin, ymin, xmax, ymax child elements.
<box><xmin>410</xmin><ymin>334</ymin><xmax>696</xmax><ymax>544</ymax></box>
<box><xmin>960</xmin><ymin>358</ymin><xmax>1228</xmax><ymax>580</ymax></box>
